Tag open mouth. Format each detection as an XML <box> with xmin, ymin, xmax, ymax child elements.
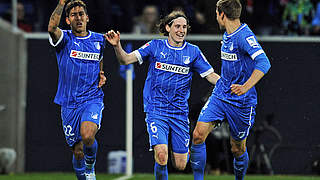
<box><xmin>176</xmin><ymin>34</ymin><xmax>184</xmax><ymax>38</ymax></box>
<box><xmin>76</xmin><ymin>22</ymin><xmax>83</xmax><ymax>27</ymax></box>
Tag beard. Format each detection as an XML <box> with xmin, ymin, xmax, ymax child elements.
<box><xmin>71</xmin><ymin>24</ymin><xmax>86</xmax><ymax>34</ymax></box>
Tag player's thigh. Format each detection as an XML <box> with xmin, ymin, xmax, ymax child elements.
<box><xmin>81</xmin><ymin>102</ymin><xmax>104</xmax><ymax>128</ymax></box>
<box><xmin>197</xmin><ymin>95</ymin><xmax>225</xmax><ymax>124</ymax></box>
<box><xmin>169</xmin><ymin>116</ymin><xmax>190</xmax><ymax>154</ymax></box>
<box><xmin>80</xmin><ymin>102</ymin><xmax>104</xmax><ymax>136</ymax></box>
<box><xmin>193</xmin><ymin>121</ymin><xmax>217</xmax><ymax>144</ymax></box>
<box><xmin>225</xmin><ymin>104</ymin><xmax>256</xmax><ymax>141</ymax></box>
<box><xmin>194</xmin><ymin>95</ymin><xmax>225</xmax><ymax>143</ymax></box>
<box><xmin>61</xmin><ymin>107</ymin><xmax>82</xmax><ymax>147</ymax></box>
<box><xmin>145</xmin><ymin>113</ymin><xmax>170</xmax><ymax>150</ymax></box>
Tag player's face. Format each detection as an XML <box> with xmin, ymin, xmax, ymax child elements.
<box><xmin>66</xmin><ymin>6</ymin><xmax>89</xmax><ymax>34</ymax></box>
<box><xmin>166</xmin><ymin>17</ymin><xmax>188</xmax><ymax>46</ymax></box>
<box><xmin>216</xmin><ymin>9</ymin><xmax>225</xmax><ymax>30</ymax></box>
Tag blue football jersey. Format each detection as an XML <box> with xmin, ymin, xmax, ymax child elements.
<box><xmin>49</xmin><ymin>30</ymin><xmax>105</xmax><ymax>107</ymax></box>
<box><xmin>134</xmin><ymin>39</ymin><xmax>214</xmax><ymax>117</ymax></box>
<box><xmin>213</xmin><ymin>23</ymin><xmax>267</xmax><ymax>107</ymax></box>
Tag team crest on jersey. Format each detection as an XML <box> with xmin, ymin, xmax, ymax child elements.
<box><xmin>70</xmin><ymin>50</ymin><xmax>100</xmax><ymax>61</ymax></box>
<box><xmin>183</xmin><ymin>56</ymin><xmax>190</xmax><ymax>64</ymax></box>
<box><xmin>155</xmin><ymin>62</ymin><xmax>189</xmax><ymax>74</ymax></box>
<box><xmin>229</xmin><ymin>43</ymin><xmax>234</xmax><ymax>51</ymax></box>
<box><xmin>94</xmin><ymin>42</ymin><xmax>101</xmax><ymax>50</ymax></box>
<box><xmin>246</xmin><ymin>36</ymin><xmax>259</xmax><ymax>48</ymax></box>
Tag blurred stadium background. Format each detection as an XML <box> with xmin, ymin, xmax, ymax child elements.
<box><xmin>1</xmin><ymin>0</ymin><xmax>320</xmax><ymax>179</ymax></box>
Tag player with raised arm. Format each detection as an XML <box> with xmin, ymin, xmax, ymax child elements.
<box><xmin>105</xmin><ymin>10</ymin><xmax>220</xmax><ymax>180</ymax></box>
<box><xmin>48</xmin><ymin>0</ymin><xmax>106</xmax><ymax>179</ymax></box>
<box><xmin>190</xmin><ymin>0</ymin><xmax>271</xmax><ymax>180</ymax></box>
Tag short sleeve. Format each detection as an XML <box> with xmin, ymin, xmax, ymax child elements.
<box><xmin>135</xmin><ymin>40</ymin><xmax>156</xmax><ymax>64</ymax></box>
<box><xmin>239</xmin><ymin>34</ymin><xmax>265</xmax><ymax>60</ymax></box>
<box><xmin>48</xmin><ymin>30</ymin><xmax>68</xmax><ymax>51</ymax></box>
<box><xmin>192</xmin><ymin>47</ymin><xmax>214</xmax><ymax>78</ymax></box>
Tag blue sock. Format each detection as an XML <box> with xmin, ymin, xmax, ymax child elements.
<box><xmin>154</xmin><ymin>162</ymin><xmax>168</xmax><ymax>180</ymax></box>
<box><xmin>190</xmin><ymin>143</ymin><xmax>206</xmax><ymax>180</ymax></box>
<box><xmin>72</xmin><ymin>155</ymin><xmax>86</xmax><ymax>180</ymax></box>
<box><xmin>83</xmin><ymin>139</ymin><xmax>98</xmax><ymax>172</ymax></box>
<box><xmin>233</xmin><ymin>150</ymin><xmax>249</xmax><ymax>180</ymax></box>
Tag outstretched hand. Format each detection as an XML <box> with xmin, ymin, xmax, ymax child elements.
<box><xmin>104</xmin><ymin>30</ymin><xmax>120</xmax><ymax>46</ymax></box>
<box><xmin>98</xmin><ymin>71</ymin><xmax>106</xmax><ymax>88</ymax></box>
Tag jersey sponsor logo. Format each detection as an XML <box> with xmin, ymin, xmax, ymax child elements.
<box><xmin>246</xmin><ymin>36</ymin><xmax>259</xmax><ymax>48</ymax></box>
<box><xmin>221</xmin><ymin>51</ymin><xmax>238</xmax><ymax>61</ymax></box>
<box><xmin>183</xmin><ymin>56</ymin><xmax>190</xmax><ymax>64</ymax></box>
<box><xmin>70</xmin><ymin>50</ymin><xmax>100</xmax><ymax>61</ymax></box>
<box><xmin>155</xmin><ymin>62</ymin><xmax>189</xmax><ymax>74</ymax></box>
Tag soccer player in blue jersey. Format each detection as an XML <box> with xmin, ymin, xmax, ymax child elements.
<box><xmin>105</xmin><ymin>10</ymin><xmax>220</xmax><ymax>180</ymax></box>
<box><xmin>48</xmin><ymin>0</ymin><xmax>106</xmax><ymax>179</ymax></box>
<box><xmin>190</xmin><ymin>0</ymin><xmax>271</xmax><ymax>180</ymax></box>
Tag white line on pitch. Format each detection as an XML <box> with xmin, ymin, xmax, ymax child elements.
<box><xmin>114</xmin><ymin>175</ymin><xmax>133</xmax><ymax>180</ymax></box>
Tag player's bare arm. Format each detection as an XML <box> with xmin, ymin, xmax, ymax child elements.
<box><xmin>98</xmin><ymin>60</ymin><xmax>106</xmax><ymax>88</ymax></box>
<box><xmin>230</xmin><ymin>69</ymin><xmax>265</xmax><ymax>96</ymax></box>
<box><xmin>205</xmin><ymin>72</ymin><xmax>221</xmax><ymax>85</ymax></box>
<box><xmin>48</xmin><ymin>0</ymin><xmax>67</xmax><ymax>43</ymax></box>
<box><xmin>104</xmin><ymin>30</ymin><xmax>138</xmax><ymax>65</ymax></box>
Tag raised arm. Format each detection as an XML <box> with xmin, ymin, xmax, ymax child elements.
<box><xmin>48</xmin><ymin>0</ymin><xmax>67</xmax><ymax>43</ymax></box>
<box><xmin>104</xmin><ymin>30</ymin><xmax>138</xmax><ymax>65</ymax></box>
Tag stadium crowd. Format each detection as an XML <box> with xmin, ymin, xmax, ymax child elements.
<box><xmin>1</xmin><ymin>0</ymin><xmax>320</xmax><ymax>35</ymax></box>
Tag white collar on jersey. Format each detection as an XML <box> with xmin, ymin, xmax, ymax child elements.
<box><xmin>226</xmin><ymin>23</ymin><xmax>247</xmax><ymax>38</ymax></box>
<box><xmin>165</xmin><ymin>39</ymin><xmax>187</xmax><ymax>50</ymax></box>
<box><xmin>75</xmin><ymin>31</ymin><xmax>92</xmax><ymax>39</ymax></box>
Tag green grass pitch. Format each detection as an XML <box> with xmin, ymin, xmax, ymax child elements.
<box><xmin>0</xmin><ymin>173</ymin><xmax>319</xmax><ymax>180</ymax></box>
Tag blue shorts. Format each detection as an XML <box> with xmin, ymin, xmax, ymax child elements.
<box><xmin>198</xmin><ymin>95</ymin><xmax>255</xmax><ymax>141</ymax></box>
<box><xmin>145</xmin><ymin>113</ymin><xmax>190</xmax><ymax>154</ymax></box>
<box><xmin>61</xmin><ymin>102</ymin><xmax>104</xmax><ymax>147</ymax></box>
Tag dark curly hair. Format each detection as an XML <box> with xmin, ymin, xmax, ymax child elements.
<box><xmin>65</xmin><ymin>0</ymin><xmax>88</xmax><ymax>17</ymax></box>
<box><xmin>158</xmin><ymin>10</ymin><xmax>191</xmax><ymax>36</ymax></box>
